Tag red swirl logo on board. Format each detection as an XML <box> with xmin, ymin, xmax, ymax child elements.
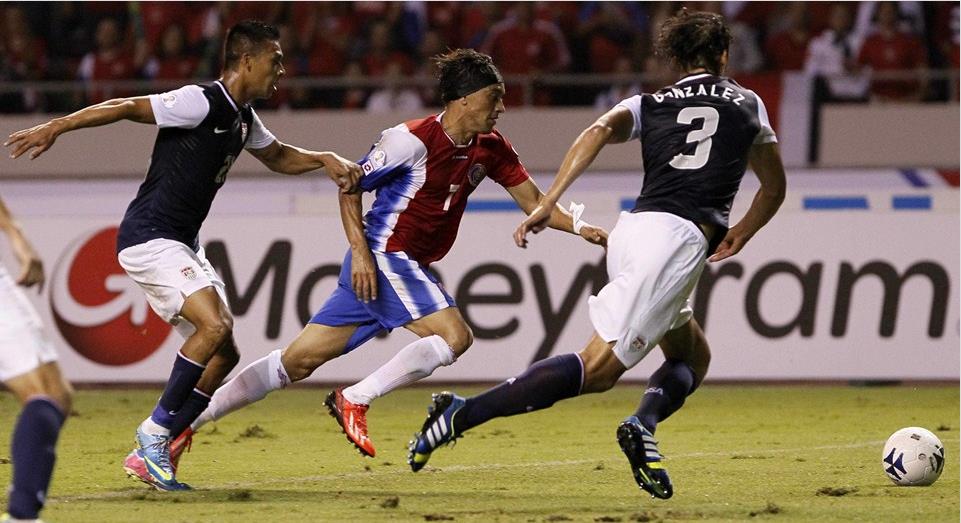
<box><xmin>50</xmin><ymin>227</ymin><xmax>172</xmax><ymax>365</ymax></box>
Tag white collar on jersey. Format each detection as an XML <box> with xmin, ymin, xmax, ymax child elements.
<box><xmin>436</xmin><ymin>111</ymin><xmax>473</xmax><ymax>148</ymax></box>
<box><xmin>215</xmin><ymin>80</ymin><xmax>240</xmax><ymax>112</ymax></box>
<box><xmin>675</xmin><ymin>73</ymin><xmax>713</xmax><ymax>85</ymax></box>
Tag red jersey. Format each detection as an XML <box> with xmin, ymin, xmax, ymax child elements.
<box><xmin>358</xmin><ymin>114</ymin><xmax>529</xmax><ymax>266</ymax></box>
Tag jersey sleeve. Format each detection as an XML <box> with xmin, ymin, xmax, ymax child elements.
<box><xmin>245</xmin><ymin>109</ymin><xmax>277</xmax><ymax>150</ymax></box>
<box><xmin>358</xmin><ymin>126</ymin><xmax>427</xmax><ymax>192</ymax></box>
<box><xmin>752</xmin><ymin>91</ymin><xmax>777</xmax><ymax>144</ymax></box>
<box><xmin>148</xmin><ymin>85</ymin><xmax>210</xmax><ymax>129</ymax></box>
<box><xmin>614</xmin><ymin>94</ymin><xmax>643</xmax><ymax>141</ymax></box>
<box><xmin>489</xmin><ymin>133</ymin><xmax>530</xmax><ymax>188</ymax></box>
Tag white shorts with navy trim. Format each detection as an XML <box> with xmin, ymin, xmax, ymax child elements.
<box><xmin>118</xmin><ymin>238</ymin><xmax>230</xmax><ymax>339</ymax></box>
<box><xmin>588</xmin><ymin>211</ymin><xmax>707</xmax><ymax>369</ymax></box>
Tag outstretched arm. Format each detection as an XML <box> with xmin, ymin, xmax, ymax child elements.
<box><xmin>513</xmin><ymin>105</ymin><xmax>633</xmax><ymax>245</ymax></box>
<box><xmin>709</xmin><ymin>142</ymin><xmax>786</xmax><ymax>262</ymax></box>
<box><xmin>506</xmin><ymin>179</ymin><xmax>607</xmax><ymax>248</ymax></box>
<box><xmin>247</xmin><ymin>141</ymin><xmax>361</xmax><ymax>191</ymax></box>
<box><xmin>0</xmin><ymin>195</ymin><xmax>44</xmax><ymax>291</ymax></box>
<box><xmin>5</xmin><ymin>97</ymin><xmax>155</xmax><ymax>160</ymax></box>
<box><xmin>339</xmin><ymin>191</ymin><xmax>377</xmax><ymax>303</ymax></box>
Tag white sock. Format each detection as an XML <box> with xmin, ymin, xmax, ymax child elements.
<box><xmin>141</xmin><ymin>417</ymin><xmax>170</xmax><ymax>436</ymax></box>
<box><xmin>191</xmin><ymin>349</ymin><xmax>290</xmax><ymax>431</ymax></box>
<box><xmin>342</xmin><ymin>335</ymin><xmax>456</xmax><ymax>405</ymax></box>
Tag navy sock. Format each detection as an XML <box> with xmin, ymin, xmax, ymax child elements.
<box><xmin>634</xmin><ymin>358</ymin><xmax>696</xmax><ymax>433</ymax></box>
<box><xmin>151</xmin><ymin>352</ymin><xmax>205</xmax><ymax>429</ymax></box>
<box><xmin>7</xmin><ymin>398</ymin><xmax>65</xmax><ymax>520</ymax></box>
<box><xmin>167</xmin><ymin>388</ymin><xmax>211</xmax><ymax>440</ymax></box>
<box><xmin>454</xmin><ymin>353</ymin><xmax>584</xmax><ymax>434</ymax></box>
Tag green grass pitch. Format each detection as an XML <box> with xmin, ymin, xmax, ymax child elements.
<box><xmin>1</xmin><ymin>384</ymin><xmax>957</xmax><ymax>522</ymax></box>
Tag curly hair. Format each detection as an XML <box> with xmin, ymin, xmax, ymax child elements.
<box><xmin>654</xmin><ymin>9</ymin><xmax>732</xmax><ymax>75</ymax></box>
<box><xmin>433</xmin><ymin>48</ymin><xmax>503</xmax><ymax>103</ymax></box>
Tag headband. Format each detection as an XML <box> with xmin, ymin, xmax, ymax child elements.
<box><xmin>443</xmin><ymin>66</ymin><xmax>504</xmax><ymax>102</ymax></box>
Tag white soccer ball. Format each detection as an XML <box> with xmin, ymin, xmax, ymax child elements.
<box><xmin>882</xmin><ymin>427</ymin><xmax>945</xmax><ymax>486</ymax></box>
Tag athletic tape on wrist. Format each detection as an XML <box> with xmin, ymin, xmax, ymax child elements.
<box><xmin>569</xmin><ymin>201</ymin><xmax>587</xmax><ymax>234</ymax></box>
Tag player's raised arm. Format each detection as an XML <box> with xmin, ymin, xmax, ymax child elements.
<box><xmin>506</xmin><ymin>179</ymin><xmax>607</xmax><ymax>248</ymax></box>
<box><xmin>4</xmin><ymin>96</ymin><xmax>155</xmax><ymax>160</ymax></box>
<box><xmin>513</xmin><ymin>105</ymin><xmax>633</xmax><ymax>246</ymax></box>
<box><xmin>0</xmin><ymin>195</ymin><xmax>44</xmax><ymax>291</ymax></box>
<box><xmin>709</xmin><ymin>142</ymin><xmax>786</xmax><ymax>262</ymax></box>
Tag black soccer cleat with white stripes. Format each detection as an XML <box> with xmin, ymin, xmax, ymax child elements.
<box><xmin>617</xmin><ymin>416</ymin><xmax>674</xmax><ymax>499</ymax></box>
<box><xmin>407</xmin><ymin>392</ymin><xmax>466</xmax><ymax>472</ymax></box>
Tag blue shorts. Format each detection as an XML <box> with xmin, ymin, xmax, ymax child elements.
<box><xmin>310</xmin><ymin>250</ymin><xmax>455</xmax><ymax>352</ymax></box>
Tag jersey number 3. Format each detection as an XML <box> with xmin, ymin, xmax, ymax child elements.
<box><xmin>670</xmin><ymin>106</ymin><xmax>719</xmax><ymax>170</ymax></box>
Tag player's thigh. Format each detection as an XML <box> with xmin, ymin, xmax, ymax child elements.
<box><xmin>180</xmin><ymin>286</ymin><xmax>233</xmax><ymax>333</ymax></box>
<box><xmin>404</xmin><ymin>307</ymin><xmax>473</xmax><ymax>355</ymax></box>
<box><xmin>3</xmin><ymin>362</ymin><xmax>73</xmax><ymax>411</ymax></box>
<box><xmin>659</xmin><ymin>319</ymin><xmax>710</xmax><ymax>384</ymax></box>
<box><xmin>281</xmin><ymin>323</ymin><xmax>357</xmax><ymax>380</ymax></box>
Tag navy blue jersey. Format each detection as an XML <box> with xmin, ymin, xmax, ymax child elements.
<box><xmin>116</xmin><ymin>81</ymin><xmax>275</xmax><ymax>252</ymax></box>
<box><xmin>617</xmin><ymin>73</ymin><xmax>777</xmax><ymax>247</ymax></box>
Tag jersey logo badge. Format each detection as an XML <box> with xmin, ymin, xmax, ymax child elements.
<box><xmin>371</xmin><ymin>149</ymin><xmax>386</xmax><ymax>168</ymax></box>
<box><xmin>181</xmin><ymin>267</ymin><xmax>197</xmax><ymax>280</ymax></box>
<box><xmin>468</xmin><ymin>163</ymin><xmax>487</xmax><ymax>186</ymax></box>
<box><xmin>213</xmin><ymin>127</ymin><xmax>229</xmax><ymax>134</ymax></box>
<box><xmin>161</xmin><ymin>92</ymin><xmax>177</xmax><ymax>108</ymax></box>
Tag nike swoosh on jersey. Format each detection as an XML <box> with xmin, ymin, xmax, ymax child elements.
<box><xmin>214</xmin><ymin>127</ymin><xmax>229</xmax><ymax>134</ymax></box>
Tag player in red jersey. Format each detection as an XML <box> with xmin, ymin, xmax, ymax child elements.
<box><xmin>172</xmin><ymin>49</ymin><xmax>608</xmax><ymax>466</ymax></box>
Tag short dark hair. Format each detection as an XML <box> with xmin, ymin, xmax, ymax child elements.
<box><xmin>432</xmin><ymin>48</ymin><xmax>503</xmax><ymax>103</ymax></box>
<box><xmin>655</xmin><ymin>9</ymin><xmax>732</xmax><ymax>75</ymax></box>
<box><xmin>223</xmin><ymin>20</ymin><xmax>280</xmax><ymax>70</ymax></box>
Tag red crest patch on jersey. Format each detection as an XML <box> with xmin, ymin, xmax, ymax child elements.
<box><xmin>468</xmin><ymin>163</ymin><xmax>487</xmax><ymax>186</ymax></box>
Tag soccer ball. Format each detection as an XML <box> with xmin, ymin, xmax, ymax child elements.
<box><xmin>881</xmin><ymin>427</ymin><xmax>945</xmax><ymax>486</ymax></box>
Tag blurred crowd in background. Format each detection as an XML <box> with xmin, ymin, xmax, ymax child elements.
<box><xmin>0</xmin><ymin>1</ymin><xmax>958</xmax><ymax>113</ymax></box>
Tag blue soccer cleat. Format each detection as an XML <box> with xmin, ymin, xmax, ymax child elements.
<box><xmin>407</xmin><ymin>392</ymin><xmax>466</xmax><ymax>472</ymax></box>
<box><xmin>617</xmin><ymin>416</ymin><xmax>673</xmax><ymax>499</ymax></box>
<box><xmin>127</xmin><ymin>426</ymin><xmax>191</xmax><ymax>491</ymax></box>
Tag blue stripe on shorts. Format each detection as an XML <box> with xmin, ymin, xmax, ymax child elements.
<box><xmin>309</xmin><ymin>250</ymin><xmax>454</xmax><ymax>353</ymax></box>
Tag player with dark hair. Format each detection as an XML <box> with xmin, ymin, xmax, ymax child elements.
<box><xmin>407</xmin><ymin>10</ymin><xmax>787</xmax><ymax>500</ymax></box>
<box><xmin>4</xmin><ymin>20</ymin><xmax>361</xmax><ymax>491</ymax></box>
<box><xmin>175</xmin><ymin>48</ymin><xmax>608</xmax><ymax>463</ymax></box>
<box><xmin>0</xmin><ymin>196</ymin><xmax>73</xmax><ymax>523</ymax></box>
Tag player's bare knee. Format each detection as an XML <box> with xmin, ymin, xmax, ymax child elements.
<box><xmin>197</xmin><ymin>317</ymin><xmax>232</xmax><ymax>348</ymax></box>
<box><xmin>578</xmin><ymin>349</ymin><xmax>623</xmax><ymax>394</ymax></box>
<box><xmin>281</xmin><ymin>351</ymin><xmax>328</xmax><ymax>383</ymax></box>
<box><xmin>581</xmin><ymin>367</ymin><xmax>619</xmax><ymax>393</ymax></box>
<box><xmin>444</xmin><ymin>325</ymin><xmax>474</xmax><ymax>356</ymax></box>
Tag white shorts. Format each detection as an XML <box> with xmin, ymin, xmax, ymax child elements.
<box><xmin>588</xmin><ymin>211</ymin><xmax>708</xmax><ymax>369</ymax></box>
<box><xmin>0</xmin><ymin>265</ymin><xmax>58</xmax><ymax>381</ymax></box>
<box><xmin>118</xmin><ymin>239</ymin><xmax>230</xmax><ymax>339</ymax></box>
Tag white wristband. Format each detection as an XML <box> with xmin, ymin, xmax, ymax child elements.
<box><xmin>569</xmin><ymin>201</ymin><xmax>587</xmax><ymax>234</ymax></box>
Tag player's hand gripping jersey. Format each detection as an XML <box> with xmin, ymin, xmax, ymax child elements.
<box><xmin>358</xmin><ymin>114</ymin><xmax>529</xmax><ymax>266</ymax></box>
<box><xmin>618</xmin><ymin>73</ymin><xmax>776</xmax><ymax>250</ymax></box>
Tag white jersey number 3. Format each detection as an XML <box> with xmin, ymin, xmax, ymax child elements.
<box><xmin>669</xmin><ymin>106</ymin><xmax>719</xmax><ymax>170</ymax></box>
